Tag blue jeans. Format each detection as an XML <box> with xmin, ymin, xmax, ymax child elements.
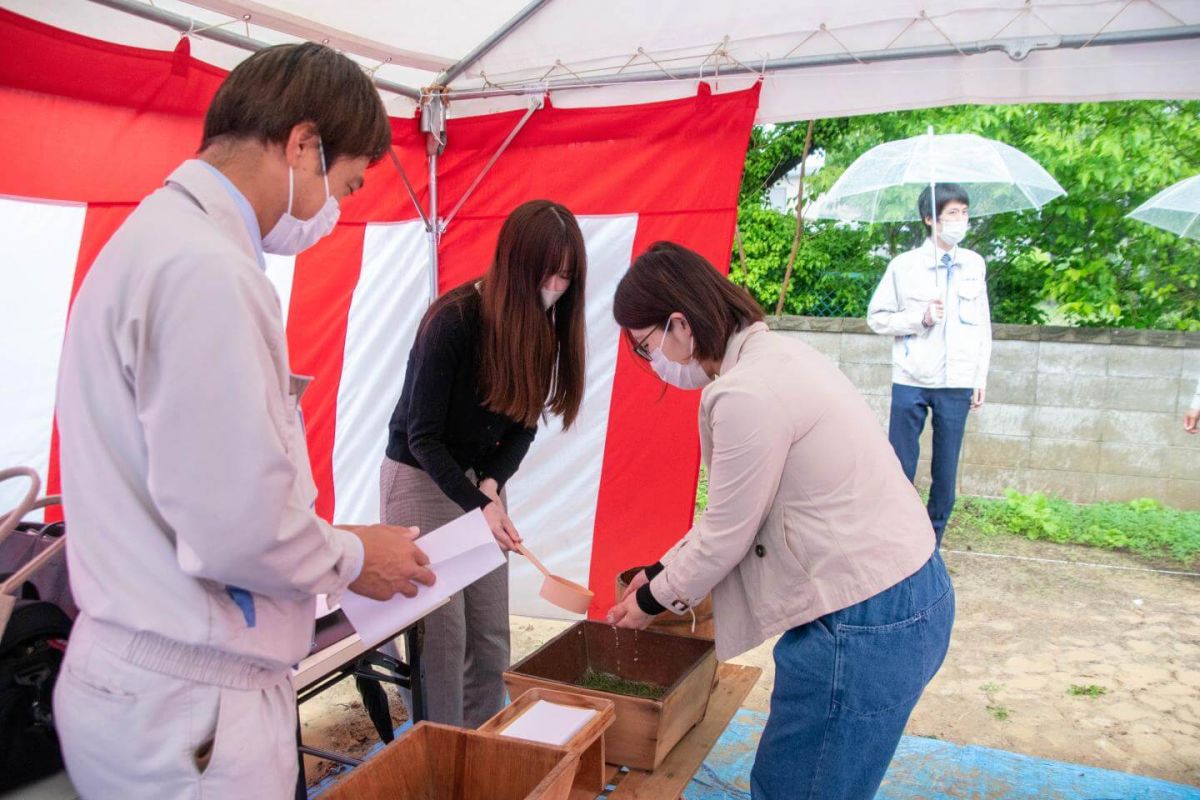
<box><xmin>887</xmin><ymin>384</ymin><xmax>972</xmax><ymax>544</ymax></box>
<box><xmin>750</xmin><ymin>552</ymin><xmax>955</xmax><ymax>800</ymax></box>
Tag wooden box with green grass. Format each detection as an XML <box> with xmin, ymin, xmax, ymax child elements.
<box><xmin>503</xmin><ymin>621</ymin><xmax>718</xmax><ymax>771</ymax></box>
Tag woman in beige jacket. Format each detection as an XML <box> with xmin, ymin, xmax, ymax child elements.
<box><xmin>607</xmin><ymin>242</ymin><xmax>954</xmax><ymax>800</ymax></box>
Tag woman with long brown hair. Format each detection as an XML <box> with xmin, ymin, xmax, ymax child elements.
<box><xmin>379</xmin><ymin>199</ymin><xmax>587</xmax><ymax>726</ymax></box>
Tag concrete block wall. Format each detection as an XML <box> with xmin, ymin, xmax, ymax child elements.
<box><xmin>771</xmin><ymin>317</ymin><xmax>1200</xmax><ymax>511</ymax></box>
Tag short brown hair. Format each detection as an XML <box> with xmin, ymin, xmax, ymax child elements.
<box><xmin>202</xmin><ymin>43</ymin><xmax>391</xmax><ymax>166</ymax></box>
<box><xmin>613</xmin><ymin>242</ymin><xmax>763</xmax><ymax>362</ymax></box>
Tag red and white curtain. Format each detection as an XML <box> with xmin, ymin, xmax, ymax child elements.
<box><xmin>0</xmin><ymin>9</ymin><xmax>759</xmax><ymax>617</ymax></box>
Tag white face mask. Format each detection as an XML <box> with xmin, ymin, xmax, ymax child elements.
<box><xmin>939</xmin><ymin>219</ymin><xmax>969</xmax><ymax>246</ymax></box>
<box><xmin>262</xmin><ymin>139</ymin><xmax>341</xmax><ymax>256</ymax></box>
<box><xmin>649</xmin><ymin>318</ymin><xmax>713</xmax><ymax>391</ymax></box>
<box><xmin>541</xmin><ymin>287</ymin><xmax>566</xmax><ymax>309</ymax></box>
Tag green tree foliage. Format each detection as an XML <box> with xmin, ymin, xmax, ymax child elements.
<box><xmin>735</xmin><ymin>102</ymin><xmax>1200</xmax><ymax>329</ymax></box>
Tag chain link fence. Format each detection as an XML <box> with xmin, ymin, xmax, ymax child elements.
<box><xmin>784</xmin><ymin>270</ymin><xmax>882</xmax><ymax>318</ymax></box>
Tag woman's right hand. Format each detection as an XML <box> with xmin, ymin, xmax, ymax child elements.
<box><xmin>620</xmin><ymin>569</ymin><xmax>649</xmax><ymax>602</ymax></box>
<box><xmin>482</xmin><ymin>500</ymin><xmax>522</xmax><ymax>552</ymax></box>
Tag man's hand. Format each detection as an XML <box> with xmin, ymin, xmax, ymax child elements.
<box><xmin>619</xmin><ymin>569</ymin><xmax>649</xmax><ymax>602</ymax></box>
<box><xmin>482</xmin><ymin>501</ymin><xmax>521</xmax><ymax>552</ymax></box>
<box><xmin>923</xmin><ymin>299</ymin><xmax>945</xmax><ymax>328</ymax></box>
<box><xmin>606</xmin><ymin>592</ymin><xmax>654</xmax><ymax>630</ymax></box>
<box><xmin>971</xmin><ymin>387</ymin><xmax>986</xmax><ymax>410</ymax></box>
<box><xmin>1185</xmin><ymin>408</ymin><xmax>1199</xmax><ymax>434</ymax></box>
<box><xmin>339</xmin><ymin>524</ymin><xmax>436</xmax><ymax>600</ymax></box>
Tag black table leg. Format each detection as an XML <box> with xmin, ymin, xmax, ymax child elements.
<box><xmin>406</xmin><ymin>620</ymin><xmax>427</xmax><ymax>723</ymax></box>
<box><xmin>295</xmin><ymin>715</ymin><xmax>307</xmax><ymax>800</ymax></box>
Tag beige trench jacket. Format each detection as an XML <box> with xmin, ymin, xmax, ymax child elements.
<box><xmin>650</xmin><ymin>323</ymin><xmax>935</xmax><ymax>660</ymax></box>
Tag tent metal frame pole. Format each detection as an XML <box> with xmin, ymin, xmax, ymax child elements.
<box><xmin>85</xmin><ymin>0</ymin><xmax>422</xmax><ymax>100</ymax></box>
<box><xmin>445</xmin><ymin>24</ymin><xmax>1200</xmax><ymax>101</ymax></box>
<box><xmin>434</xmin><ymin>0</ymin><xmax>554</xmax><ymax>87</ymax></box>
<box><xmin>427</xmin><ymin>152</ymin><xmax>440</xmax><ymax>303</ymax></box>
<box><xmin>440</xmin><ymin>97</ymin><xmax>543</xmax><ymax>232</ymax></box>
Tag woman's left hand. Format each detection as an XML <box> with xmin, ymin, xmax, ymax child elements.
<box><xmin>606</xmin><ymin>592</ymin><xmax>654</xmax><ymax>630</ymax></box>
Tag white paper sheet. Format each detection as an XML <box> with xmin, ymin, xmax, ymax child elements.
<box><xmin>314</xmin><ymin>594</ymin><xmax>339</xmax><ymax>618</ymax></box>
<box><xmin>339</xmin><ymin>509</ymin><xmax>504</xmax><ymax>648</ymax></box>
<box><xmin>499</xmin><ymin>700</ymin><xmax>598</xmax><ymax>747</ymax></box>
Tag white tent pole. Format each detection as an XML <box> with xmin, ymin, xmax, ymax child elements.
<box><xmin>422</xmin><ymin>94</ymin><xmax>447</xmax><ymax>304</ymax></box>
<box><xmin>446</xmin><ymin>24</ymin><xmax>1200</xmax><ymax>101</ymax></box>
<box><xmin>427</xmin><ymin>152</ymin><xmax>439</xmax><ymax>303</ymax></box>
<box><xmin>436</xmin><ymin>0</ymin><xmax>554</xmax><ymax>87</ymax></box>
<box><xmin>84</xmin><ymin>0</ymin><xmax>422</xmax><ymax>100</ymax></box>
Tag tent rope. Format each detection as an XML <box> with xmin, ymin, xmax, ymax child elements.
<box><xmin>636</xmin><ymin>47</ymin><xmax>680</xmax><ymax>79</ymax></box>
<box><xmin>885</xmin><ymin>17</ymin><xmax>921</xmax><ymax>51</ymax></box>
<box><xmin>615</xmin><ymin>51</ymin><xmax>641</xmax><ymax>75</ymax></box>
<box><xmin>364</xmin><ymin>56</ymin><xmax>392</xmax><ymax>78</ymax></box>
<box><xmin>552</xmin><ymin>59</ymin><xmax>600</xmax><ymax>87</ymax></box>
<box><xmin>1147</xmin><ymin>0</ymin><xmax>1187</xmax><ymax>26</ymax></box>
<box><xmin>921</xmin><ymin>10</ymin><xmax>968</xmax><ymax>56</ymax></box>
<box><xmin>179</xmin><ymin>13</ymin><xmax>247</xmax><ymax>40</ymax></box>
<box><xmin>780</xmin><ymin>29</ymin><xmax>821</xmax><ymax>60</ymax></box>
<box><xmin>992</xmin><ymin>1</ymin><xmax>1063</xmax><ymax>40</ymax></box>
<box><xmin>819</xmin><ymin>23</ymin><xmax>867</xmax><ymax>65</ymax></box>
<box><xmin>1082</xmin><ymin>0</ymin><xmax>1137</xmax><ymax>48</ymax></box>
<box><xmin>477</xmin><ymin>70</ymin><xmax>503</xmax><ymax>90</ymax></box>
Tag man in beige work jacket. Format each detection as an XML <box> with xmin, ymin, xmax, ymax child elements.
<box><xmin>54</xmin><ymin>44</ymin><xmax>434</xmax><ymax>799</ymax></box>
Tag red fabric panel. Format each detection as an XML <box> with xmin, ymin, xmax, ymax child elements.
<box><xmin>0</xmin><ymin>10</ymin><xmax>225</xmax><ymax>114</ymax></box>
<box><xmin>0</xmin><ymin>10</ymin><xmax>225</xmax><ymax>203</ymax></box>
<box><xmin>44</xmin><ymin>204</ymin><xmax>137</xmax><ymax>523</ymax></box>
<box><xmin>436</xmin><ymin>83</ymin><xmax>759</xmax><ymax>291</ymax></box>
<box><xmin>285</xmin><ymin>226</ymin><xmax>368</xmax><ymax>521</ymax></box>
<box><xmin>0</xmin><ymin>9</ymin><xmax>429</xmax><ymax>213</ymax></box>
<box><xmin>432</xmin><ymin>85</ymin><xmax>759</xmax><ymax>616</ymax></box>
<box><xmin>586</xmin><ymin>210</ymin><xmax>745</xmax><ymax>617</ymax></box>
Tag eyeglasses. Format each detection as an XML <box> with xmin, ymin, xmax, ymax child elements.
<box><xmin>632</xmin><ymin>328</ymin><xmax>657</xmax><ymax>361</ymax></box>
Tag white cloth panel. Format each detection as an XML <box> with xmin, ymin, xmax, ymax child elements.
<box><xmin>7</xmin><ymin>0</ymin><xmax>1198</xmax><ymax>123</ymax></box>
<box><xmin>505</xmin><ymin>214</ymin><xmax>638</xmax><ymax>619</ymax></box>
<box><xmin>0</xmin><ymin>197</ymin><xmax>85</xmax><ymax>521</ymax></box>
<box><xmin>330</xmin><ymin>220</ymin><xmax>430</xmax><ymax>526</ymax></box>
<box><xmin>263</xmin><ymin>254</ymin><xmax>296</xmax><ymax>328</ymax></box>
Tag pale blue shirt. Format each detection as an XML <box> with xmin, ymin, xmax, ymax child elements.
<box><xmin>196</xmin><ymin>160</ymin><xmax>266</xmax><ymax>271</ymax></box>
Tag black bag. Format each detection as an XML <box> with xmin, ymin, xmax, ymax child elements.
<box><xmin>0</xmin><ymin>587</ymin><xmax>72</xmax><ymax>791</ymax></box>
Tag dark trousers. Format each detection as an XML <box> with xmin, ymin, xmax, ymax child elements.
<box><xmin>888</xmin><ymin>384</ymin><xmax>972</xmax><ymax>544</ymax></box>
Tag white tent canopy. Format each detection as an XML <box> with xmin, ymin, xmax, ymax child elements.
<box><xmin>8</xmin><ymin>0</ymin><xmax>1200</xmax><ymax>123</ymax></box>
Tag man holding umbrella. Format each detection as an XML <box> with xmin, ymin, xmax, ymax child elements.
<box><xmin>810</xmin><ymin>129</ymin><xmax>1063</xmax><ymax>543</ymax></box>
<box><xmin>867</xmin><ymin>183</ymin><xmax>992</xmax><ymax>544</ymax></box>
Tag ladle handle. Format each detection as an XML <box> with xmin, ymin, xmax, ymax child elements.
<box><xmin>515</xmin><ymin>542</ymin><xmax>552</xmax><ymax>578</ymax></box>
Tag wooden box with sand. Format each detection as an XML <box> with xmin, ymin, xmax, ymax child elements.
<box><xmin>503</xmin><ymin>621</ymin><xmax>718</xmax><ymax>771</ymax></box>
<box><xmin>319</xmin><ymin>721</ymin><xmax>577</xmax><ymax>800</ymax></box>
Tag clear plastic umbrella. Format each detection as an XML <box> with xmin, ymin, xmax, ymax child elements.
<box><xmin>1128</xmin><ymin>174</ymin><xmax>1200</xmax><ymax>240</ymax></box>
<box><xmin>808</xmin><ymin>128</ymin><xmax>1066</xmax><ymax>223</ymax></box>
